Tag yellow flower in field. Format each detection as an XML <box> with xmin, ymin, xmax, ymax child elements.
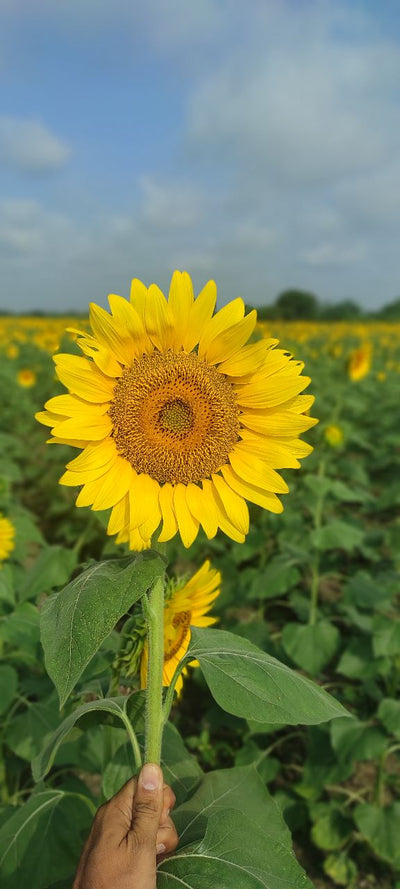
<box><xmin>324</xmin><ymin>424</ymin><xmax>344</xmax><ymax>448</ymax></box>
<box><xmin>36</xmin><ymin>271</ymin><xmax>317</xmax><ymax>549</ymax></box>
<box><xmin>347</xmin><ymin>343</ymin><xmax>371</xmax><ymax>382</ymax></box>
<box><xmin>17</xmin><ymin>368</ymin><xmax>37</xmax><ymax>388</ymax></box>
<box><xmin>0</xmin><ymin>514</ymin><xmax>15</xmax><ymax>563</ymax></box>
<box><xmin>140</xmin><ymin>560</ymin><xmax>220</xmax><ymax>694</ymax></box>
<box><xmin>6</xmin><ymin>344</ymin><xmax>19</xmax><ymax>359</ymax></box>
<box><xmin>376</xmin><ymin>371</ymin><xmax>386</xmax><ymax>382</ymax></box>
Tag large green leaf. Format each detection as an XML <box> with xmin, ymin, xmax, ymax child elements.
<box><xmin>330</xmin><ymin>717</ymin><xmax>388</xmax><ymax>764</ymax></box>
<box><xmin>32</xmin><ymin>695</ymin><xmax>142</xmax><ymax>781</ymax></box>
<box><xmin>0</xmin><ymin>565</ymin><xmax>15</xmax><ymax>606</ymax></box>
<box><xmin>40</xmin><ymin>552</ymin><xmax>165</xmax><ymax>707</ymax></box>
<box><xmin>158</xmin><ymin>767</ymin><xmax>313</xmax><ymax>888</ymax></box>
<box><xmin>0</xmin><ymin>602</ymin><xmax>40</xmax><ymax>652</ymax></box>
<box><xmin>373</xmin><ymin>615</ymin><xmax>400</xmax><ymax>657</ymax></box>
<box><xmin>311</xmin><ymin>521</ymin><xmax>363</xmax><ymax>552</ymax></box>
<box><xmin>246</xmin><ymin>557</ymin><xmax>300</xmax><ymax>601</ymax></box>
<box><xmin>0</xmin><ymin>790</ymin><xmax>92</xmax><ymax>889</ymax></box>
<box><xmin>19</xmin><ymin>546</ymin><xmax>78</xmax><ymax>603</ymax></box>
<box><xmin>102</xmin><ymin>721</ymin><xmax>202</xmax><ymax>805</ymax></box>
<box><xmin>0</xmin><ymin>666</ymin><xmax>18</xmax><ymax>715</ymax></box>
<box><xmin>282</xmin><ymin>620</ymin><xmax>340</xmax><ymax>675</ymax></box>
<box><xmin>354</xmin><ymin>803</ymin><xmax>400</xmax><ymax>867</ymax></box>
<box><xmin>378</xmin><ymin>698</ymin><xmax>400</xmax><ymax>739</ymax></box>
<box><xmin>5</xmin><ymin>696</ymin><xmax>60</xmax><ymax>762</ymax></box>
<box><xmin>188</xmin><ymin>627</ymin><xmax>348</xmax><ymax>725</ymax></box>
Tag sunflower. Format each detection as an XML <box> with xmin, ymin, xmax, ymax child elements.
<box><xmin>140</xmin><ymin>560</ymin><xmax>220</xmax><ymax>694</ymax></box>
<box><xmin>17</xmin><ymin>368</ymin><xmax>37</xmax><ymax>388</ymax></box>
<box><xmin>0</xmin><ymin>514</ymin><xmax>15</xmax><ymax>563</ymax></box>
<box><xmin>347</xmin><ymin>343</ymin><xmax>371</xmax><ymax>382</ymax></box>
<box><xmin>36</xmin><ymin>271</ymin><xmax>317</xmax><ymax>549</ymax></box>
<box><xmin>324</xmin><ymin>424</ymin><xmax>344</xmax><ymax>448</ymax></box>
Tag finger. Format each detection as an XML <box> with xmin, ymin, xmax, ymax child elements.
<box><xmin>130</xmin><ymin>763</ymin><xmax>164</xmax><ymax>853</ymax></box>
<box><xmin>94</xmin><ymin>777</ymin><xmax>138</xmax><ymax>840</ymax></box>
<box><xmin>156</xmin><ymin>815</ymin><xmax>179</xmax><ymax>857</ymax></box>
<box><xmin>161</xmin><ymin>784</ymin><xmax>176</xmax><ymax>822</ymax></box>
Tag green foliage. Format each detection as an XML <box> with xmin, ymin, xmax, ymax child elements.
<box><xmin>41</xmin><ymin>553</ymin><xmax>165</xmax><ymax>706</ymax></box>
<box><xmin>160</xmin><ymin>766</ymin><xmax>313</xmax><ymax>888</ymax></box>
<box><xmin>188</xmin><ymin>627</ymin><xmax>347</xmax><ymax>724</ymax></box>
<box><xmin>1</xmin><ymin>318</ymin><xmax>400</xmax><ymax>888</ymax></box>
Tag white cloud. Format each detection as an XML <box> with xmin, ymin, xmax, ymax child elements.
<box><xmin>139</xmin><ymin>175</ymin><xmax>205</xmax><ymax>228</ymax></box>
<box><xmin>300</xmin><ymin>241</ymin><xmax>366</xmax><ymax>266</ymax></box>
<box><xmin>0</xmin><ymin>117</ymin><xmax>71</xmax><ymax>172</ymax></box>
<box><xmin>0</xmin><ymin>198</ymin><xmax>74</xmax><ymax>259</ymax></box>
<box><xmin>187</xmin><ymin>37</ymin><xmax>400</xmax><ymax>185</ymax></box>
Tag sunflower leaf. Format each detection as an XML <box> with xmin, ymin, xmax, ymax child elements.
<box><xmin>158</xmin><ymin>766</ymin><xmax>313</xmax><ymax>888</ymax></box>
<box><xmin>40</xmin><ymin>552</ymin><xmax>165</xmax><ymax>707</ymax></box>
<box><xmin>188</xmin><ymin>627</ymin><xmax>348</xmax><ymax>724</ymax></box>
<box><xmin>0</xmin><ymin>790</ymin><xmax>92</xmax><ymax>889</ymax></box>
<box><xmin>31</xmin><ymin>696</ymin><xmax>135</xmax><ymax>782</ymax></box>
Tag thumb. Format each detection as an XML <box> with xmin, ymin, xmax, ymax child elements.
<box><xmin>131</xmin><ymin>763</ymin><xmax>164</xmax><ymax>854</ymax></box>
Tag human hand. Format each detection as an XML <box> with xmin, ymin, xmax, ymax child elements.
<box><xmin>73</xmin><ymin>763</ymin><xmax>178</xmax><ymax>889</ymax></box>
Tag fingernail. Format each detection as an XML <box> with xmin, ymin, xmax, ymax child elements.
<box><xmin>156</xmin><ymin>843</ymin><xmax>166</xmax><ymax>854</ymax></box>
<box><xmin>166</xmin><ymin>808</ymin><xmax>170</xmax><ymax>816</ymax></box>
<box><xmin>140</xmin><ymin>763</ymin><xmax>162</xmax><ymax>791</ymax></box>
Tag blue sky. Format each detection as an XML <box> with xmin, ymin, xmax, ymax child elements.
<box><xmin>1</xmin><ymin>0</ymin><xmax>400</xmax><ymax>312</ymax></box>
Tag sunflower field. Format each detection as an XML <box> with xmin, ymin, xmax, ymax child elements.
<box><xmin>0</xmin><ymin>275</ymin><xmax>399</xmax><ymax>889</ymax></box>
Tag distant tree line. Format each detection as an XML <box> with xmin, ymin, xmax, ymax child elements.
<box><xmin>1</xmin><ymin>292</ymin><xmax>400</xmax><ymax>320</ymax></box>
<box><xmin>253</xmin><ymin>290</ymin><xmax>400</xmax><ymax>321</ymax></box>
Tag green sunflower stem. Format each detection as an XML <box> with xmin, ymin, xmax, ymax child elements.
<box><xmin>144</xmin><ymin>575</ymin><xmax>166</xmax><ymax>765</ymax></box>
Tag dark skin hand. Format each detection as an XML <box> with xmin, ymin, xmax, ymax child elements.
<box><xmin>73</xmin><ymin>763</ymin><xmax>179</xmax><ymax>889</ymax></box>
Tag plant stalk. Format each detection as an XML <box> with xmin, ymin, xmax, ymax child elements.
<box><xmin>144</xmin><ymin>575</ymin><xmax>165</xmax><ymax>764</ymax></box>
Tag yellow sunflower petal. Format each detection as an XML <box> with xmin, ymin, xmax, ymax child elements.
<box><xmin>89</xmin><ymin>302</ymin><xmax>136</xmax><ymax>366</ymax></box>
<box><xmin>222</xmin><ymin>464</ymin><xmax>284</xmax><ymax>513</ymax></box>
<box><xmin>158</xmin><ymin>483</ymin><xmax>178</xmax><ymax>543</ymax></box>
<box><xmin>47</xmin><ymin>437</ymin><xmax>88</xmax><ymax>448</ymax></box>
<box><xmin>240</xmin><ymin>409</ymin><xmax>318</xmax><ymax>436</ymax></box>
<box><xmin>236</xmin><ymin>374</ymin><xmax>311</xmax><ymax>409</ymax></box>
<box><xmin>51</xmin><ymin>414</ymin><xmax>113</xmax><ymax>441</ymax></box>
<box><xmin>204</xmin><ymin>310</ymin><xmax>257</xmax><ymax>366</ymax></box>
<box><xmin>198</xmin><ymin>297</ymin><xmax>245</xmax><ymax>358</ymax></box>
<box><xmin>129</xmin><ymin>526</ymin><xmax>150</xmax><ymax>551</ymax></box>
<box><xmin>91</xmin><ymin>457</ymin><xmax>133</xmax><ymax>510</ymax></box>
<box><xmin>145</xmin><ymin>284</ymin><xmax>175</xmax><ymax>351</ymax></box>
<box><xmin>108</xmin><ymin>293</ymin><xmax>151</xmax><ymax>356</ymax></box>
<box><xmin>66</xmin><ymin>439</ymin><xmax>117</xmax><ymax>471</ymax></box>
<box><xmin>173</xmin><ymin>484</ymin><xmax>199</xmax><ymax>548</ymax></box>
<box><xmin>75</xmin><ymin>474</ymin><xmax>109</xmax><ymax>507</ymax></box>
<box><xmin>211</xmin><ymin>474</ymin><xmax>249</xmax><ymax>535</ymax></box>
<box><xmin>108</xmin><ymin>494</ymin><xmax>130</xmax><ymax>536</ymax></box>
<box><xmin>207</xmin><ymin>482</ymin><xmax>246</xmax><ymax>543</ymax></box>
<box><xmin>168</xmin><ymin>271</ymin><xmax>195</xmax><ymax>350</ymax></box>
<box><xmin>45</xmin><ymin>394</ymin><xmax>110</xmax><ymax>417</ymax></box>
<box><xmin>186</xmin><ymin>482</ymin><xmax>219</xmax><ymax>539</ymax></box>
<box><xmin>130</xmin><ymin>277</ymin><xmax>148</xmax><ymax>320</ymax></box>
<box><xmin>217</xmin><ymin>340</ymin><xmax>270</xmax><ymax>377</ymax></box>
<box><xmin>35</xmin><ymin>410</ymin><xmax>68</xmax><ymax>428</ymax></box>
<box><xmin>238</xmin><ymin>431</ymin><xmax>302</xmax><ymax>468</ymax></box>
<box><xmin>181</xmin><ymin>279</ymin><xmax>217</xmax><ymax>352</ymax></box>
<box><xmin>129</xmin><ymin>474</ymin><xmax>160</xmax><ymax>529</ymax></box>
<box><xmin>138</xmin><ymin>508</ymin><xmax>161</xmax><ymax>542</ymax></box>
<box><xmin>229</xmin><ymin>445</ymin><xmax>289</xmax><ymax>494</ymax></box>
<box><xmin>54</xmin><ymin>354</ymin><xmax>115</xmax><ymax>403</ymax></box>
<box><xmin>76</xmin><ymin>335</ymin><xmax>122</xmax><ymax>377</ymax></box>
<box><xmin>60</xmin><ymin>455</ymin><xmax>117</xmax><ymax>485</ymax></box>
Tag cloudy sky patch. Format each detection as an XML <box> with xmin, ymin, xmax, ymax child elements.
<box><xmin>0</xmin><ymin>0</ymin><xmax>399</xmax><ymax>311</ymax></box>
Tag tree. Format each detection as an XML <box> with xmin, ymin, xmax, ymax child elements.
<box><xmin>274</xmin><ymin>289</ymin><xmax>319</xmax><ymax>320</ymax></box>
<box><xmin>321</xmin><ymin>300</ymin><xmax>361</xmax><ymax>320</ymax></box>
